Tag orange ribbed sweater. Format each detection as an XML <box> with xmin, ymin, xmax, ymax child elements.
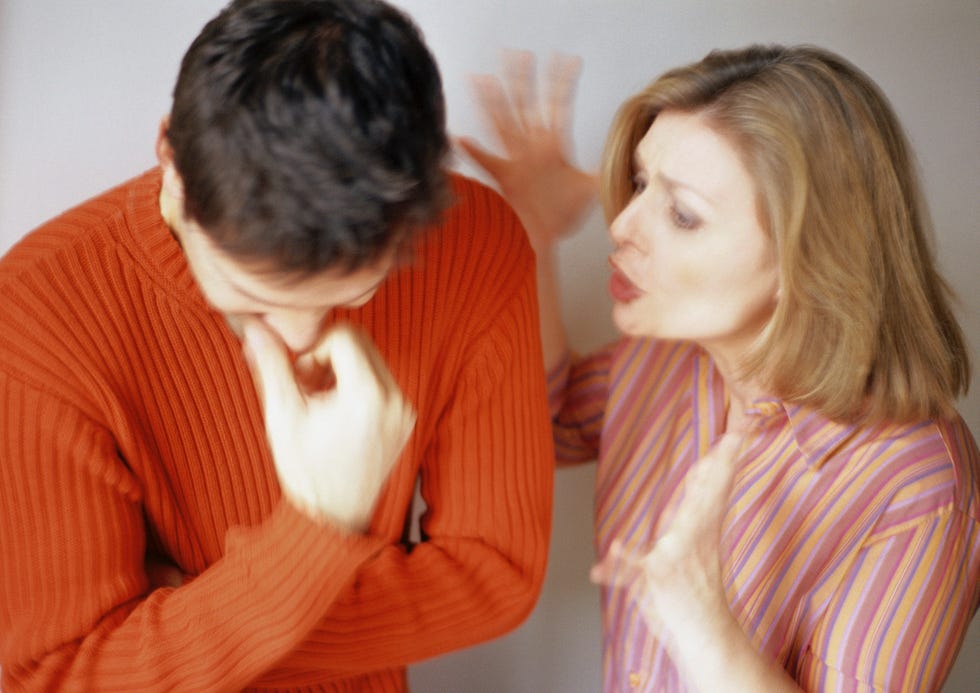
<box><xmin>0</xmin><ymin>170</ymin><xmax>553</xmax><ymax>691</ymax></box>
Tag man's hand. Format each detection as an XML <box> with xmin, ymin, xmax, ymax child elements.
<box><xmin>243</xmin><ymin>320</ymin><xmax>416</xmax><ymax>532</ymax></box>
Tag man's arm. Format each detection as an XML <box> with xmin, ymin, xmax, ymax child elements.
<box><xmin>0</xmin><ymin>368</ymin><xmax>390</xmax><ymax>691</ymax></box>
<box><xmin>0</xmin><ymin>181</ymin><xmax>554</xmax><ymax>689</ymax></box>
<box><xmin>252</xmin><ymin>182</ymin><xmax>556</xmax><ymax>684</ymax></box>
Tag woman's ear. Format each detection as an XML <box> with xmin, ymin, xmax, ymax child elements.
<box><xmin>155</xmin><ymin>115</ymin><xmax>185</xmax><ymax>201</ymax></box>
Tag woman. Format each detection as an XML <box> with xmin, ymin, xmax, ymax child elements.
<box><xmin>460</xmin><ymin>45</ymin><xmax>979</xmax><ymax>691</ymax></box>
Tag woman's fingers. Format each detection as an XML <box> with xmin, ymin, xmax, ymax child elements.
<box><xmin>470</xmin><ymin>74</ymin><xmax>521</xmax><ymax>150</ymax></box>
<box><xmin>503</xmin><ymin>50</ymin><xmax>539</xmax><ymax>131</ymax></box>
<box><xmin>545</xmin><ymin>53</ymin><xmax>582</xmax><ymax>136</ymax></box>
<box><xmin>455</xmin><ymin>135</ymin><xmax>509</xmax><ymax>179</ymax></box>
<box><xmin>590</xmin><ymin>539</ymin><xmax>644</xmax><ymax>587</ymax></box>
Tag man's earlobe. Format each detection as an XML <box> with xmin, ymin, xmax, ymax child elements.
<box><xmin>156</xmin><ymin>116</ymin><xmax>185</xmax><ymax>201</ymax></box>
<box><xmin>155</xmin><ymin>116</ymin><xmax>173</xmax><ymax>166</ymax></box>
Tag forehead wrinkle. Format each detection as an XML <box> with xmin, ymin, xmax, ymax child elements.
<box><xmin>640</xmin><ymin>113</ymin><xmax>754</xmax><ymax>209</ymax></box>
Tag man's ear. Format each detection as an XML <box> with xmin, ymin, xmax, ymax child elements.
<box><xmin>156</xmin><ymin>115</ymin><xmax>185</xmax><ymax>201</ymax></box>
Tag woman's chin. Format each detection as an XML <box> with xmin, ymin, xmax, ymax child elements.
<box><xmin>611</xmin><ymin>302</ymin><xmax>647</xmax><ymax>338</ymax></box>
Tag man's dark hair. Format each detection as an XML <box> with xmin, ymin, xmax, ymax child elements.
<box><xmin>167</xmin><ymin>0</ymin><xmax>451</xmax><ymax>274</ymax></box>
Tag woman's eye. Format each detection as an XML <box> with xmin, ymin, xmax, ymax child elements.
<box><xmin>631</xmin><ymin>174</ymin><xmax>647</xmax><ymax>196</ymax></box>
<box><xmin>670</xmin><ymin>204</ymin><xmax>700</xmax><ymax>230</ymax></box>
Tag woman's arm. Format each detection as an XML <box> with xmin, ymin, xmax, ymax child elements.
<box><xmin>458</xmin><ymin>51</ymin><xmax>598</xmax><ymax>372</ymax></box>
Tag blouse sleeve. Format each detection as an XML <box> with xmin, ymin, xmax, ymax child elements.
<box><xmin>547</xmin><ymin>346</ymin><xmax>613</xmax><ymax>465</ymax></box>
<box><xmin>795</xmin><ymin>423</ymin><xmax>980</xmax><ymax>692</ymax></box>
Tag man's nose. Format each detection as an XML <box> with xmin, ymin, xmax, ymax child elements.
<box><xmin>260</xmin><ymin>309</ymin><xmax>329</xmax><ymax>355</ymax></box>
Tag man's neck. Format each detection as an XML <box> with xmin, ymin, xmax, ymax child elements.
<box><xmin>158</xmin><ymin>186</ymin><xmax>184</xmax><ymax>241</ymax></box>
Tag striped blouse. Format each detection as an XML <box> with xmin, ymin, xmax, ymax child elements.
<box><xmin>548</xmin><ymin>337</ymin><xmax>980</xmax><ymax>692</ymax></box>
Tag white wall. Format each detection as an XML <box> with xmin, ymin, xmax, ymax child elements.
<box><xmin>1</xmin><ymin>1</ymin><xmax>976</xmax><ymax>691</ymax></box>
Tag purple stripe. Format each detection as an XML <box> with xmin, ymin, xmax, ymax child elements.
<box><xmin>548</xmin><ymin>333</ymin><xmax>979</xmax><ymax>690</ymax></box>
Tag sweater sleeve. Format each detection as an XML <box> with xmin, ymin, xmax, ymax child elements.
<box><xmin>0</xmin><ymin>370</ymin><xmax>386</xmax><ymax>691</ymax></box>
<box><xmin>0</xmin><ymin>175</ymin><xmax>554</xmax><ymax>690</ymax></box>
<box><xmin>251</xmin><ymin>200</ymin><xmax>556</xmax><ymax>686</ymax></box>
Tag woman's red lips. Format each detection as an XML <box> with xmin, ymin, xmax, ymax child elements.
<box><xmin>608</xmin><ymin>261</ymin><xmax>642</xmax><ymax>303</ymax></box>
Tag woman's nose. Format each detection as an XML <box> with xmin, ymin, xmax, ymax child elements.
<box><xmin>609</xmin><ymin>199</ymin><xmax>639</xmax><ymax>246</ymax></box>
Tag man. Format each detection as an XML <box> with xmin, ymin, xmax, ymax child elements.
<box><xmin>0</xmin><ymin>0</ymin><xmax>553</xmax><ymax>689</ymax></box>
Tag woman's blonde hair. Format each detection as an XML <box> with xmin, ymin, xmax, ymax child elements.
<box><xmin>601</xmin><ymin>45</ymin><xmax>969</xmax><ymax>424</ymax></box>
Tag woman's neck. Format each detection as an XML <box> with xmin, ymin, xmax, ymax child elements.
<box><xmin>702</xmin><ymin>343</ymin><xmax>768</xmax><ymax>434</ymax></box>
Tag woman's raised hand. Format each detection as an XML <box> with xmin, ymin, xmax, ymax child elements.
<box><xmin>458</xmin><ymin>51</ymin><xmax>598</xmax><ymax>252</ymax></box>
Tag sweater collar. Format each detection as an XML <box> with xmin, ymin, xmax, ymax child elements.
<box><xmin>124</xmin><ymin>167</ymin><xmax>200</xmax><ymax>298</ymax></box>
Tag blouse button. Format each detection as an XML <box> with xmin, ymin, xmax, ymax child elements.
<box><xmin>628</xmin><ymin>672</ymin><xmax>642</xmax><ymax>688</ymax></box>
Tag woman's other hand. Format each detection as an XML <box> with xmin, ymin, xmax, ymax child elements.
<box><xmin>590</xmin><ymin>434</ymin><xmax>741</xmax><ymax>655</ymax></box>
<box><xmin>590</xmin><ymin>434</ymin><xmax>799</xmax><ymax>690</ymax></box>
